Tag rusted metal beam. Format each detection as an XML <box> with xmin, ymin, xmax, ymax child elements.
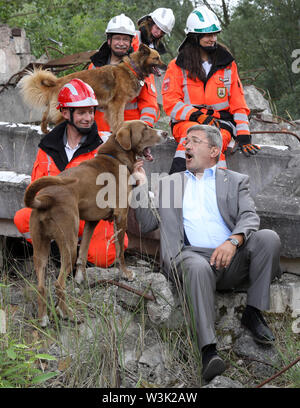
<box><xmin>88</xmin><ymin>279</ymin><xmax>156</xmax><ymax>301</ymax></box>
<box><xmin>255</xmin><ymin>355</ymin><xmax>300</xmax><ymax>388</ymax></box>
<box><xmin>251</xmin><ymin>130</ymin><xmax>300</xmax><ymax>143</ymax></box>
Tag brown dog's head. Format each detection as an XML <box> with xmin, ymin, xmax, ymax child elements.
<box><xmin>115</xmin><ymin>120</ymin><xmax>168</xmax><ymax>161</ymax></box>
<box><xmin>130</xmin><ymin>44</ymin><xmax>167</xmax><ymax>77</ymax></box>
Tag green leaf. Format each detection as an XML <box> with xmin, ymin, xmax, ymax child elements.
<box><xmin>35</xmin><ymin>354</ymin><xmax>57</xmax><ymax>361</ymax></box>
<box><xmin>31</xmin><ymin>371</ymin><xmax>59</xmax><ymax>384</ymax></box>
<box><xmin>6</xmin><ymin>349</ymin><xmax>17</xmax><ymax>360</ymax></box>
<box><xmin>14</xmin><ymin>344</ymin><xmax>29</xmax><ymax>349</ymax></box>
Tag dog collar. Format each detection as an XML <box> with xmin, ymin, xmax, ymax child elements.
<box><xmin>125</xmin><ymin>59</ymin><xmax>145</xmax><ymax>85</ymax></box>
<box><xmin>98</xmin><ymin>152</ymin><xmax>132</xmax><ymax>174</ymax></box>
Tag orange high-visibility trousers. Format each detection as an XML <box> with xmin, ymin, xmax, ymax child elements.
<box><xmin>14</xmin><ymin>207</ymin><xmax>128</xmax><ymax>267</ymax></box>
<box><xmin>172</xmin><ymin>121</ymin><xmax>231</xmax><ymax>167</ymax></box>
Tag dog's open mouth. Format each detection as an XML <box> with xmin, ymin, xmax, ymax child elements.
<box><xmin>151</xmin><ymin>65</ymin><xmax>161</xmax><ymax>76</ymax></box>
<box><xmin>142</xmin><ymin>147</ymin><xmax>153</xmax><ymax>161</ymax></box>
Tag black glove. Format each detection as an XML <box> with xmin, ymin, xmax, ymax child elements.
<box><xmin>234</xmin><ymin>134</ymin><xmax>261</xmax><ymax>157</ymax></box>
<box><xmin>189</xmin><ymin>110</ymin><xmax>220</xmax><ymax>128</ymax></box>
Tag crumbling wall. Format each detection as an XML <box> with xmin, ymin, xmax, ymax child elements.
<box><xmin>0</xmin><ymin>25</ymin><xmax>43</xmax><ymax>123</ymax></box>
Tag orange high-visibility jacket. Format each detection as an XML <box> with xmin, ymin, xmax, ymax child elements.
<box><xmin>88</xmin><ymin>40</ymin><xmax>159</xmax><ymax>132</ymax></box>
<box><xmin>14</xmin><ymin>121</ymin><xmax>128</xmax><ymax>267</ymax></box>
<box><xmin>162</xmin><ymin>49</ymin><xmax>250</xmax><ymax>138</ymax></box>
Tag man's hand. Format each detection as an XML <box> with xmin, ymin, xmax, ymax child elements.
<box><xmin>233</xmin><ymin>134</ymin><xmax>261</xmax><ymax>157</ymax></box>
<box><xmin>132</xmin><ymin>159</ymin><xmax>147</xmax><ymax>186</ymax></box>
<box><xmin>210</xmin><ymin>241</ymin><xmax>237</xmax><ymax>270</ymax></box>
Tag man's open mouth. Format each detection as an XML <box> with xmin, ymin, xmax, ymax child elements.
<box><xmin>186</xmin><ymin>152</ymin><xmax>193</xmax><ymax>161</ymax></box>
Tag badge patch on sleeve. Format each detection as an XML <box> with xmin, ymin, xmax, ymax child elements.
<box><xmin>162</xmin><ymin>77</ymin><xmax>170</xmax><ymax>92</ymax></box>
<box><xmin>217</xmin><ymin>87</ymin><xmax>226</xmax><ymax>98</ymax></box>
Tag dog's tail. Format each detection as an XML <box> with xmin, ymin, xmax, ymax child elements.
<box><xmin>24</xmin><ymin>176</ymin><xmax>77</xmax><ymax>210</ymax></box>
<box><xmin>19</xmin><ymin>68</ymin><xmax>58</xmax><ymax>108</ymax></box>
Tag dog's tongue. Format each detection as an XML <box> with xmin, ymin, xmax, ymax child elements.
<box><xmin>152</xmin><ymin>66</ymin><xmax>161</xmax><ymax>76</ymax></box>
<box><xmin>143</xmin><ymin>147</ymin><xmax>153</xmax><ymax>161</ymax></box>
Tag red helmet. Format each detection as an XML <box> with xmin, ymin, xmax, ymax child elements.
<box><xmin>56</xmin><ymin>78</ymin><xmax>98</xmax><ymax>110</ymax></box>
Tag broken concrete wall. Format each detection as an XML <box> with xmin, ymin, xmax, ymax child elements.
<box><xmin>0</xmin><ymin>25</ymin><xmax>32</xmax><ymax>83</ymax></box>
<box><xmin>0</xmin><ymin>25</ymin><xmax>43</xmax><ymax>123</ymax></box>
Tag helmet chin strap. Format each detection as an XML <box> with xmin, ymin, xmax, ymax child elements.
<box><xmin>67</xmin><ymin>108</ymin><xmax>94</xmax><ymax>135</ymax></box>
<box><xmin>200</xmin><ymin>43</ymin><xmax>217</xmax><ymax>54</ymax></box>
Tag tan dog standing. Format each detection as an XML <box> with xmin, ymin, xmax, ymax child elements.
<box><xmin>24</xmin><ymin>120</ymin><xmax>168</xmax><ymax>327</ymax></box>
<box><xmin>19</xmin><ymin>44</ymin><xmax>166</xmax><ymax>134</ymax></box>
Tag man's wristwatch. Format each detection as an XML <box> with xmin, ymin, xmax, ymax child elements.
<box><xmin>226</xmin><ymin>237</ymin><xmax>239</xmax><ymax>247</ymax></box>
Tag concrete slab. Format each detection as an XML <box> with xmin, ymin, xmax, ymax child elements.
<box><xmin>0</xmin><ymin>88</ymin><xmax>44</xmax><ymax>124</ymax></box>
<box><xmin>280</xmin><ymin>257</ymin><xmax>300</xmax><ymax>276</ymax></box>
<box><xmin>0</xmin><ymin>123</ymin><xmax>299</xmax><ymax>259</ymax></box>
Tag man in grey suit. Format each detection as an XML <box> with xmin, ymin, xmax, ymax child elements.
<box><xmin>132</xmin><ymin>124</ymin><xmax>281</xmax><ymax>382</ymax></box>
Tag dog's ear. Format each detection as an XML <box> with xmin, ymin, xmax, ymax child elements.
<box><xmin>138</xmin><ymin>43</ymin><xmax>150</xmax><ymax>56</ymax></box>
<box><xmin>116</xmin><ymin>126</ymin><xmax>131</xmax><ymax>150</ymax></box>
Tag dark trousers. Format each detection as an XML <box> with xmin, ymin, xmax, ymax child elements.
<box><xmin>175</xmin><ymin>229</ymin><xmax>282</xmax><ymax>350</ymax></box>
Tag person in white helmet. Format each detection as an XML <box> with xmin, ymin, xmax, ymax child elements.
<box><xmin>162</xmin><ymin>6</ymin><xmax>260</xmax><ymax>175</ymax></box>
<box><xmin>88</xmin><ymin>14</ymin><xmax>159</xmax><ymax>136</ymax></box>
<box><xmin>132</xmin><ymin>8</ymin><xmax>175</xmax><ymax>54</ymax></box>
<box><xmin>90</xmin><ymin>14</ymin><xmax>136</xmax><ymax>67</ymax></box>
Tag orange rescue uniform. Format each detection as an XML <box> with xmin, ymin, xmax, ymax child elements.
<box><xmin>162</xmin><ymin>46</ymin><xmax>250</xmax><ymax>168</ymax></box>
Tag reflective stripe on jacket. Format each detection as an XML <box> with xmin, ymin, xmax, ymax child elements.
<box><xmin>162</xmin><ymin>58</ymin><xmax>250</xmax><ymax>137</ymax></box>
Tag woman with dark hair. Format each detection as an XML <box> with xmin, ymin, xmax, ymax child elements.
<box><xmin>132</xmin><ymin>8</ymin><xmax>175</xmax><ymax>54</ymax></box>
<box><xmin>162</xmin><ymin>6</ymin><xmax>260</xmax><ymax>174</ymax></box>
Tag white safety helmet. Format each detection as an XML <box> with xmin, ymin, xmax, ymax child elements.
<box><xmin>185</xmin><ymin>6</ymin><xmax>221</xmax><ymax>35</ymax></box>
<box><xmin>149</xmin><ymin>8</ymin><xmax>175</xmax><ymax>35</ymax></box>
<box><xmin>106</xmin><ymin>14</ymin><xmax>136</xmax><ymax>37</ymax></box>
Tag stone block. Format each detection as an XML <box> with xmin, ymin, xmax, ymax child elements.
<box><xmin>280</xmin><ymin>257</ymin><xmax>300</xmax><ymax>276</ymax></box>
<box><xmin>269</xmin><ymin>274</ymin><xmax>300</xmax><ymax>316</ymax></box>
<box><xmin>243</xmin><ymin>85</ymin><xmax>272</xmax><ymax>114</ymax></box>
<box><xmin>0</xmin><ymin>123</ymin><xmax>42</xmax><ymax>173</ymax></box>
<box><xmin>202</xmin><ymin>376</ymin><xmax>243</xmax><ymax>388</ymax></box>
<box><xmin>0</xmin><ymin>25</ymin><xmax>34</xmax><ymax>84</ymax></box>
<box><xmin>0</xmin><ymin>48</ymin><xmax>21</xmax><ymax>83</ymax></box>
<box><xmin>255</xmin><ymin>166</ymin><xmax>300</xmax><ymax>257</ymax></box>
<box><xmin>0</xmin><ymin>174</ymin><xmax>30</xmax><ymax>219</ymax></box>
<box><xmin>0</xmin><ymin>87</ymin><xmax>44</xmax><ymax>123</ymax></box>
<box><xmin>225</xmin><ymin>146</ymin><xmax>295</xmax><ymax>197</ymax></box>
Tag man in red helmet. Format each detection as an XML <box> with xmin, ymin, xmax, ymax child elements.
<box><xmin>14</xmin><ymin>78</ymin><xmax>128</xmax><ymax>267</ymax></box>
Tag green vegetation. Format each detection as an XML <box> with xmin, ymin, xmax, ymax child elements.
<box><xmin>0</xmin><ymin>251</ymin><xmax>299</xmax><ymax>388</ymax></box>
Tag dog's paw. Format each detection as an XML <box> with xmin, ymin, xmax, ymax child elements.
<box><xmin>74</xmin><ymin>268</ymin><xmax>85</xmax><ymax>285</ymax></box>
<box><xmin>122</xmin><ymin>269</ymin><xmax>135</xmax><ymax>282</ymax></box>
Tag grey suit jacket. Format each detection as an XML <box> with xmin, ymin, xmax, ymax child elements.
<box><xmin>133</xmin><ymin>168</ymin><xmax>260</xmax><ymax>277</ymax></box>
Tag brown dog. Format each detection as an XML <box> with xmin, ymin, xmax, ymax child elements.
<box><xmin>24</xmin><ymin>120</ymin><xmax>168</xmax><ymax>327</ymax></box>
<box><xmin>19</xmin><ymin>44</ymin><xmax>166</xmax><ymax>134</ymax></box>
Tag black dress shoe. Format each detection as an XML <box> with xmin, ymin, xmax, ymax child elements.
<box><xmin>241</xmin><ymin>305</ymin><xmax>275</xmax><ymax>345</ymax></box>
<box><xmin>202</xmin><ymin>354</ymin><xmax>226</xmax><ymax>382</ymax></box>
<box><xmin>202</xmin><ymin>344</ymin><xmax>226</xmax><ymax>382</ymax></box>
